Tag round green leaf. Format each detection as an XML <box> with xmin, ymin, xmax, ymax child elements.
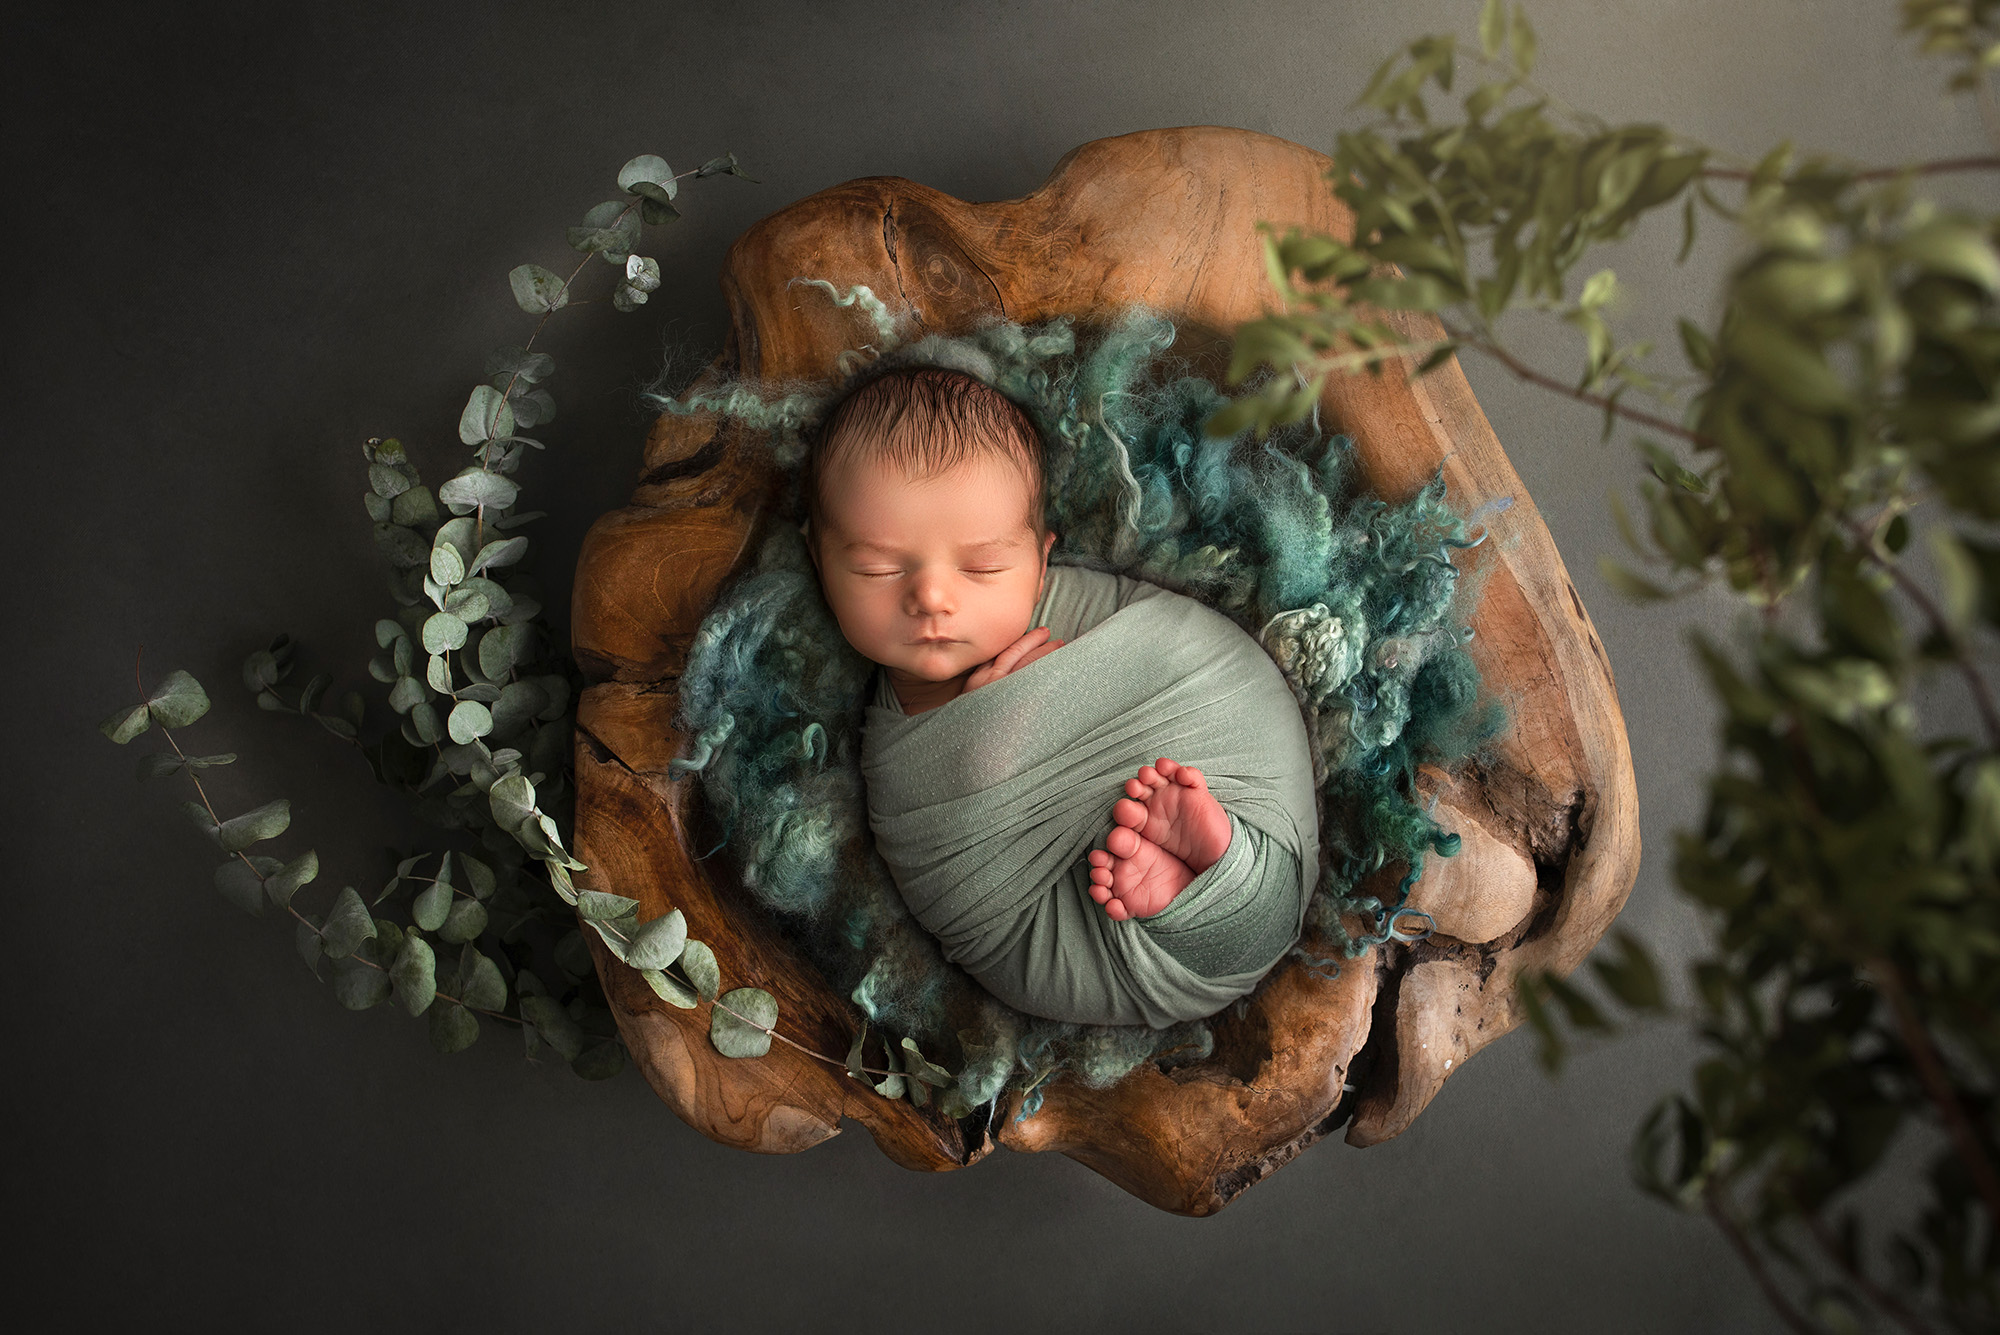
<box><xmin>391</xmin><ymin>934</ymin><xmax>437</xmax><ymax>1016</ymax></box>
<box><xmin>147</xmin><ymin>670</ymin><xmax>211</xmax><ymax>728</ymax></box>
<box><xmin>423</xmin><ymin>612</ymin><xmax>468</xmax><ymax>655</ymax></box>
<box><xmin>321</xmin><ymin>886</ymin><xmax>377</xmax><ymax>959</ymax></box>
<box><xmin>430</xmin><ymin>540</ymin><xmax>465</xmax><ymax>588</ymax></box>
<box><xmin>617</xmin><ymin>153</ymin><xmax>674</xmax><ymax>196</ymax></box>
<box><xmin>412</xmin><ymin>880</ymin><xmax>452</xmax><ymax>932</ymax></box>
<box><xmin>642</xmin><ymin>969</ymin><xmax>699</xmax><ymax>1009</ymax></box>
<box><xmin>100</xmin><ymin>703</ymin><xmax>151</xmax><ymax>744</ymax></box>
<box><xmin>680</xmin><ymin>939</ymin><xmax>720</xmax><ymax>1001</ymax></box>
<box><xmin>709</xmin><ymin>988</ymin><xmax>778</xmax><ymax>1059</ymax></box>
<box><xmin>437</xmin><ymin>467</ymin><xmax>520</xmax><ymax>513</ymax></box>
<box><xmin>624</xmin><ymin>908</ymin><xmax>687</xmax><ymax>971</ymax></box>
<box><xmin>332</xmin><ymin>956</ymin><xmax>393</xmax><ymax>1011</ymax></box>
<box><xmin>570</xmin><ymin>1041</ymin><xmax>626</xmax><ymax>1081</ymax></box>
<box><xmin>438</xmin><ymin>897</ymin><xmax>488</xmax><ymax>944</ymax></box>
<box><xmin>215</xmin><ymin>799</ymin><xmax>291</xmax><ymax>853</ymax></box>
<box><xmin>575</xmin><ymin>889</ymin><xmax>640</xmax><ymax>922</ymax></box>
<box><xmin>507</xmin><ymin>263</ymin><xmax>568</xmax><ymax>315</ymax></box>
<box><xmin>428</xmin><ymin>1001</ymin><xmax>480</xmax><ymax>1054</ymax></box>
<box><xmin>447</xmin><ymin>700</ymin><xmax>493</xmax><ymax>744</ymax></box>
<box><xmin>520</xmin><ymin>994</ymin><xmax>584</xmax><ymax>1061</ymax></box>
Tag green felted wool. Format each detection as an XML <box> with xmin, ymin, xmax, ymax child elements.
<box><xmin>650</xmin><ymin>288</ymin><xmax>1501</xmax><ymax>1118</ymax></box>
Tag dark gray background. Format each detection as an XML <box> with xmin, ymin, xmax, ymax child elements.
<box><xmin>8</xmin><ymin>1</ymin><xmax>1985</xmax><ymax>1329</ymax></box>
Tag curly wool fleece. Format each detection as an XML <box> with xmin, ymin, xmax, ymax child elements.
<box><xmin>652</xmin><ymin>285</ymin><xmax>1501</xmax><ymax>1117</ymax></box>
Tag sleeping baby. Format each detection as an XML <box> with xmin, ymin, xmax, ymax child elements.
<box><xmin>807</xmin><ymin>366</ymin><xmax>1320</xmax><ymax>1029</ymax></box>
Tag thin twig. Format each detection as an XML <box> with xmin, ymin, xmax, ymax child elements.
<box><xmin>1869</xmin><ymin>960</ymin><xmax>2000</xmax><ymax>1229</ymax></box>
<box><xmin>1704</xmin><ymin>1183</ymin><xmax>1820</xmax><ymax>1335</ymax></box>
<box><xmin>1440</xmin><ymin>322</ymin><xmax>1711</xmax><ymax>445</ymax></box>
<box><xmin>1801</xmin><ymin>1210</ymin><xmax>1938</xmax><ymax>1335</ymax></box>
<box><xmin>1842</xmin><ymin>516</ymin><xmax>2000</xmax><ymax>749</ymax></box>
<box><xmin>1699</xmin><ymin>156</ymin><xmax>2000</xmax><ymax>183</ymax></box>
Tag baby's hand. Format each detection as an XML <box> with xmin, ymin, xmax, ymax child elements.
<box><xmin>963</xmin><ymin>626</ymin><xmax>1064</xmax><ymax>693</ymax></box>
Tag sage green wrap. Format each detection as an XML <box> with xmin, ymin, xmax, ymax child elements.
<box><xmin>861</xmin><ymin>565</ymin><xmax>1320</xmax><ymax>1028</ymax></box>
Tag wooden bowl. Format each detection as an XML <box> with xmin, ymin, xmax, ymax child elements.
<box><xmin>569</xmin><ymin>126</ymin><xmax>1641</xmax><ymax>1215</ymax></box>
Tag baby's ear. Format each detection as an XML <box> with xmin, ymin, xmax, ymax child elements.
<box><xmin>803</xmin><ymin>519</ymin><xmax>821</xmax><ymax>572</ymax></box>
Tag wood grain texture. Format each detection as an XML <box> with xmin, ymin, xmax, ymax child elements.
<box><xmin>569</xmin><ymin>126</ymin><xmax>1642</xmax><ymax>1212</ymax></box>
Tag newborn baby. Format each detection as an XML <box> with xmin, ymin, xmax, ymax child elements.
<box><xmin>810</xmin><ymin>366</ymin><xmax>1320</xmax><ymax>1028</ymax></box>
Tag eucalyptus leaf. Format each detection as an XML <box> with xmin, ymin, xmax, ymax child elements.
<box><xmin>520</xmin><ymin>994</ymin><xmax>585</xmax><ymax>1060</ymax></box>
<box><xmin>679</xmin><ymin>939</ymin><xmax>720</xmax><ymax>1001</ymax></box>
<box><xmin>430</xmin><ymin>540</ymin><xmax>465</xmax><ymax>588</ymax></box>
<box><xmin>447</xmin><ymin>700</ymin><xmax>493</xmax><ymax>744</ymax></box>
<box><xmin>214</xmin><ymin>855</ymin><xmax>281</xmax><ymax>916</ymax></box>
<box><xmin>332</xmin><ymin>956</ymin><xmax>393</xmax><ymax>1011</ymax></box>
<box><xmin>136</xmin><ymin>752</ymin><xmax>183</xmax><ymax>780</ymax></box>
<box><xmin>642</xmin><ymin>968</ymin><xmax>699</xmax><ymax>1008</ymax></box>
<box><xmin>453</xmin><ymin>945</ymin><xmax>508</xmax><ymax>1012</ymax></box>
<box><xmin>428</xmin><ymin>1001</ymin><xmax>479</xmax><ymax>1054</ymax></box>
<box><xmin>147</xmin><ymin>670</ymin><xmax>210</xmax><ymax>728</ymax></box>
<box><xmin>571</xmin><ymin>1041</ymin><xmax>626</xmax><ymax>1081</ymax></box>
<box><xmin>709</xmin><ymin>987</ymin><xmax>778</xmax><ymax>1058</ymax></box>
<box><xmin>460</xmin><ymin>854</ymin><xmax>496</xmax><ymax>901</ymax></box>
<box><xmin>624</xmin><ymin>908</ymin><xmax>687</xmax><ymax>971</ymax></box>
<box><xmin>617</xmin><ymin>153</ymin><xmax>675</xmax><ymax>196</ymax></box>
<box><xmin>391</xmin><ymin>934</ymin><xmax>437</xmax><ymax>1016</ymax></box>
<box><xmin>321</xmin><ymin>886</ymin><xmax>377</xmax><ymax>960</ymax></box>
<box><xmin>423</xmin><ymin>612</ymin><xmax>468</xmax><ymax>655</ymax></box>
<box><xmin>100</xmin><ymin>703</ymin><xmax>150</xmax><ymax>744</ymax></box>
<box><xmin>437</xmin><ymin>467</ymin><xmax>520</xmax><ymax>513</ymax></box>
<box><xmin>507</xmin><ymin>263</ymin><xmax>569</xmax><ymax>314</ymax></box>
<box><xmin>439</xmin><ymin>897</ymin><xmax>489</xmax><ymax>944</ymax></box>
<box><xmin>412</xmin><ymin>879</ymin><xmax>452</xmax><ymax>931</ymax></box>
<box><xmin>215</xmin><ymin>799</ymin><xmax>291</xmax><ymax>853</ymax></box>
<box><xmin>265</xmin><ymin>849</ymin><xmax>319</xmax><ymax>908</ymax></box>
<box><xmin>575</xmin><ymin>889</ymin><xmax>640</xmax><ymax>922</ymax></box>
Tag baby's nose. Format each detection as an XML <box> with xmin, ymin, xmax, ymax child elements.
<box><xmin>906</xmin><ymin>573</ymin><xmax>954</xmax><ymax>615</ymax></box>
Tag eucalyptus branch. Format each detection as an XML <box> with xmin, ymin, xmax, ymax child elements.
<box><xmin>1799</xmin><ymin>1209</ymin><xmax>1940</xmax><ymax>1335</ymax></box>
<box><xmin>1437</xmin><ymin>321</ymin><xmax>1710</xmax><ymax>445</ymax></box>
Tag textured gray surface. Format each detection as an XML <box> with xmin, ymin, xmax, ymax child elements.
<box><xmin>9</xmin><ymin>1</ymin><xmax>1982</xmax><ymax>1328</ymax></box>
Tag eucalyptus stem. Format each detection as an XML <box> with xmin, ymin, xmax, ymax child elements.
<box><xmin>1704</xmin><ymin>1183</ymin><xmax>1820</xmax><ymax>1335</ymax></box>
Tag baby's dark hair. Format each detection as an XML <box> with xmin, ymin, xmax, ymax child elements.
<box><xmin>806</xmin><ymin>366</ymin><xmax>1048</xmax><ymax>539</ymax></box>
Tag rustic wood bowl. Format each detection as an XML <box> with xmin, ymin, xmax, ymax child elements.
<box><xmin>569</xmin><ymin>125</ymin><xmax>1641</xmax><ymax>1215</ymax></box>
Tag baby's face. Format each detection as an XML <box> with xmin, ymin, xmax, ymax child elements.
<box><xmin>813</xmin><ymin>445</ymin><xmax>1054</xmax><ymax>689</ymax></box>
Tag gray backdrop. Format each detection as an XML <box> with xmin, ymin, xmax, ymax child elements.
<box><xmin>9</xmin><ymin>1</ymin><xmax>1982</xmax><ymax>1329</ymax></box>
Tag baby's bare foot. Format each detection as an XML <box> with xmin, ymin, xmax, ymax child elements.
<box><xmin>1087</xmin><ymin>840</ymin><xmax>1192</xmax><ymax>920</ymax></box>
<box><xmin>1083</xmin><ymin>758</ymin><xmax>1232</xmax><ymax>921</ymax></box>
<box><xmin>1111</xmin><ymin>757</ymin><xmax>1232</xmax><ymax>874</ymax></box>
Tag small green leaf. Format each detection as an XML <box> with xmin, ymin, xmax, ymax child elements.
<box><xmin>439</xmin><ymin>897</ymin><xmax>488</xmax><ymax>944</ymax></box>
<box><xmin>576</xmin><ymin>890</ymin><xmax>639</xmax><ymax>922</ymax></box>
<box><xmin>391</xmin><ymin>934</ymin><xmax>437</xmax><ymax>1016</ymax></box>
<box><xmin>412</xmin><ymin>879</ymin><xmax>452</xmax><ymax>931</ymax></box>
<box><xmin>617</xmin><ymin>153</ymin><xmax>675</xmax><ymax>197</ymax></box>
<box><xmin>295</xmin><ymin>913</ymin><xmax>325</xmax><ymax>971</ymax></box>
<box><xmin>709</xmin><ymin>987</ymin><xmax>778</xmax><ymax>1058</ymax></box>
<box><xmin>679</xmin><ymin>939</ymin><xmax>720</xmax><ymax>1001</ymax></box>
<box><xmin>331</xmin><ymin>955</ymin><xmax>392</xmax><ymax>1010</ymax></box>
<box><xmin>266</xmin><ymin>849</ymin><xmax>318</xmax><ymax>908</ymax></box>
<box><xmin>469</xmin><ymin>536</ymin><xmax>529</xmax><ymax>576</ymax></box>
<box><xmin>900</xmin><ymin>1036</ymin><xmax>955</xmax><ymax>1087</ymax></box>
<box><xmin>447</xmin><ymin>700</ymin><xmax>493</xmax><ymax>744</ymax></box>
<box><xmin>136</xmin><ymin>752</ymin><xmax>183</xmax><ymax>780</ymax></box>
<box><xmin>453</xmin><ymin>945</ymin><xmax>508</xmax><ymax>1011</ymax></box>
<box><xmin>430</xmin><ymin>541</ymin><xmax>465</xmax><ymax>588</ymax></box>
<box><xmin>215</xmin><ymin>799</ymin><xmax>291</xmax><ymax>853</ymax></box>
<box><xmin>488</xmin><ymin>773</ymin><xmax>536</xmax><ymax>831</ymax></box>
<box><xmin>147</xmin><ymin>670</ymin><xmax>210</xmax><ymax>727</ymax></box>
<box><xmin>214</xmin><ymin>856</ymin><xmax>281</xmax><ymax>916</ymax></box>
<box><xmin>428</xmin><ymin>1001</ymin><xmax>480</xmax><ymax>1053</ymax></box>
<box><xmin>321</xmin><ymin>886</ymin><xmax>377</xmax><ymax>959</ymax></box>
<box><xmin>507</xmin><ymin>263</ymin><xmax>569</xmax><ymax>314</ymax></box>
<box><xmin>642</xmin><ymin>968</ymin><xmax>699</xmax><ymax>1008</ymax></box>
<box><xmin>1931</xmin><ymin>529</ymin><xmax>1981</xmax><ymax>634</ymax></box>
<box><xmin>423</xmin><ymin>612</ymin><xmax>468</xmax><ymax>655</ymax></box>
<box><xmin>571</xmin><ymin>1041</ymin><xmax>626</xmax><ymax>1080</ymax></box>
<box><xmin>100</xmin><ymin>703</ymin><xmax>151</xmax><ymax>744</ymax></box>
<box><xmin>625</xmin><ymin>908</ymin><xmax>687</xmax><ymax>971</ymax></box>
<box><xmin>460</xmin><ymin>854</ymin><xmax>496</xmax><ymax>901</ymax></box>
<box><xmin>1478</xmin><ymin>0</ymin><xmax>1505</xmax><ymax>58</ymax></box>
<box><xmin>520</xmin><ymin>994</ymin><xmax>585</xmax><ymax>1060</ymax></box>
<box><xmin>437</xmin><ymin>467</ymin><xmax>520</xmax><ymax>513</ymax></box>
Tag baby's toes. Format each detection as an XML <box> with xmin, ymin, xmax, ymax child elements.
<box><xmin>1089</xmin><ymin>849</ymin><xmax>1112</xmax><ymax>870</ymax></box>
<box><xmin>1103</xmin><ymin>896</ymin><xmax>1132</xmax><ymax>921</ymax></box>
<box><xmin>1088</xmin><ymin>882</ymin><xmax>1112</xmax><ymax>905</ymax></box>
<box><xmin>1135</xmin><ymin>764</ymin><xmax>1166</xmax><ymax>790</ymax></box>
<box><xmin>1106</xmin><ymin>825</ymin><xmax>1143</xmax><ymax>859</ymax></box>
<box><xmin>1112</xmin><ymin>797</ymin><xmax>1149</xmax><ymax>831</ymax></box>
<box><xmin>1124</xmin><ymin>776</ymin><xmax>1152</xmax><ymax>800</ymax></box>
<box><xmin>1175</xmin><ymin>763</ymin><xmax>1208</xmax><ymax>792</ymax></box>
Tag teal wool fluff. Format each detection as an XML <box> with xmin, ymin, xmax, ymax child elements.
<box><xmin>650</xmin><ymin>283</ymin><xmax>1501</xmax><ymax>1120</ymax></box>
